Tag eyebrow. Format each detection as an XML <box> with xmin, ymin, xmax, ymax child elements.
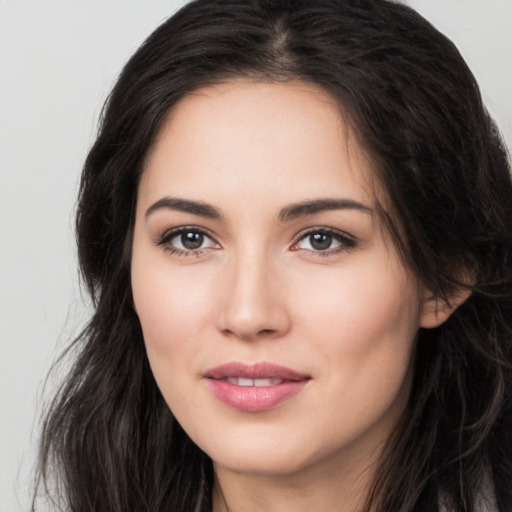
<box><xmin>145</xmin><ymin>196</ymin><xmax>372</xmax><ymax>222</ymax></box>
<box><xmin>278</xmin><ymin>198</ymin><xmax>372</xmax><ymax>222</ymax></box>
<box><xmin>145</xmin><ymin>197</ymin><xmax>222</xmax><ymax>219</ymax></box>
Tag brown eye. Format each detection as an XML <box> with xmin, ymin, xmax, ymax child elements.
<box><xmin>309</xmin><ymin>233</ymin><xmax>333</xmax><ymax>251</ymax></box>
<box><xmin>158</xmin><ymin>227</ymin><xmax>219</xmax><ymax>255</ymax></box>
<box><xmin>179</xmin><ymin>231</ymin><xmax>204</xmax><ymax>250</ymax></box>
<box><xmin>292</xmin><ymin>228</ymin><xmax>356</xmax><ymax>255</ymax></box>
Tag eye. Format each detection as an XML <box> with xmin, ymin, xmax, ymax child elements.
<box><xmin>172</xmin><ymin>231</ymin><xmax>208</xmax><ymax>250</ymax></box>
<box><xmin>291</xmin><ymin>228</ymin><xmax>356</xmax><ymax>255</ymax></box>
<box><xmin>157</xmin><ymin>227</ymin><xmax>219</xmax><ymax>255</ymax></box>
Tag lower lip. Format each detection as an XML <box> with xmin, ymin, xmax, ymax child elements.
<box><xmin>206</xmin><ymin>379</ymin><xmax>308</xmax><ymax>412</ymax></box>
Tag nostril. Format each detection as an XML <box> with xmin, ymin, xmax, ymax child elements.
<box><xmin>221</xmin><ymin>327</ymin><xmax>280</xmax><ymax>341</ymax></box>
<box><xmin>258</xmin><ymin>329</ymin><xmax>276</xmax><ymax>336</ymax></box>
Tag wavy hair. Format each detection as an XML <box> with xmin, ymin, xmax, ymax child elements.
<box><xmin>34</xmin><ymin>1</ymin><xmax>512</xmax><ymax>511</ymax></box>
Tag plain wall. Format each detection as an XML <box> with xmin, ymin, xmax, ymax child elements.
<box><xmin>0</xmin><ymin>1</ymin><xmax>510</xmax><ymax>510</ymax></box>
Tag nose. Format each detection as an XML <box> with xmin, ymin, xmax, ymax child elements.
<box><xmin>216</xmin><ymin>250</ymin><xmax>291</xmax><ymax>341</ymax></box>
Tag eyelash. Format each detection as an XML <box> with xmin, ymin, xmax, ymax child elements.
<box><xmin>156</xmin><ymin>226</ymin><xmax>357</xmax><ymax>258</ymax></box>
<box><xmin>156</xmin><ymin>226</ymin><xmax>219</xmax><ymax>257</ymax></box>
<box><xmin>291</xmin><ymin>227</ymin><xmax>357</xmax><ymax>257</ymax></box>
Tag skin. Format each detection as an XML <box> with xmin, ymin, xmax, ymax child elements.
<box><xmin>131</xmin><ymin>80</ymin><xmax>455</xmax><ymax>512</ymax></box>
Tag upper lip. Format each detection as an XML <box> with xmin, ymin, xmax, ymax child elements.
<box><xmin>205</xmin><ymin>362</ymin><xmax>310</xmax><ymax>381</ymax></box>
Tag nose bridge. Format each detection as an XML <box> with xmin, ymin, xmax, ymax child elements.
<box><xmin>218</xmin><ymin>243</ymin><xmax>289</xmax><ymax>340</ymax></box>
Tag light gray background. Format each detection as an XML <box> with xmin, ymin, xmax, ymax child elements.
<box><xmin>0</xmin><ymin>1</ymin><xmax>510</xmax><ymax>510</ymax></box>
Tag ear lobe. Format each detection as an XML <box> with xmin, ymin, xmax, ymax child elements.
<box><xmin>420</xmin><ymin>287</ymin><xmax>472</xmax><ymax>329</ymax></box>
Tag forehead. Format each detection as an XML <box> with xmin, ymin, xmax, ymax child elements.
<box><xmin>139</xmin><ymin>80</ymin><xmax>380</xmax><ymax>212</ymax></box>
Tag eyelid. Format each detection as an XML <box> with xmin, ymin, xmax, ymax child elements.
<box><xmin>155</xmin><ymin>224</ymin><xmax>356</xmax><ymax>258</ymax></box>
<box><xmin>290</xmin><ymin>226</ymin><xmax>357</xmax><ymax>254</ymax></box>
<box><xmin>156</xmin><ymin>225</ymin><xmax>221</xmax><ymax>253</ymax></box>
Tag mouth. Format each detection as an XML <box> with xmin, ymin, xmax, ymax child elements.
<box><xmin>204</xmin><ymin>362</ymin><xmax>310</xmax><ymax>412</ymax></box>
<box><xmin>223</xmin><ymin>377</ymin><xmax>284</xmax><ymax>386</ymax></box>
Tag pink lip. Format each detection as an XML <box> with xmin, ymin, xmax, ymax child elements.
<box><xmin>204</xmin><ymin>362</ymin><xmax>310</xmax><ymax>412</ymax></box>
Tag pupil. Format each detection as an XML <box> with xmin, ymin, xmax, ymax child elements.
<box><xmin>311</xmin><ymin>233</ymin><xmax>332</xmax><ymax>250</ymax></box>
<box><xmin>181</xmin><ymin>232</ymin><xmax>203</xmax><ymax>250</ymax></box>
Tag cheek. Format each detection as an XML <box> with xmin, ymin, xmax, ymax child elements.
<box><xmin>283</xmin><ymin>263</ymin><xmax>421</xmax><ymax>454</ymax></box>
<box><xmin>292</xmin><ymin>258</ymin><xmax>421</xmax><ymax>394</ymax></box>
<box><xmin>131</xmin><ymin>260</ymin><xmax>219</xmax><ymax>432</ymax></box>
<box><xmin>131</xmin><ymin>248</ymin><xmax>216</xmax><ymax>377</ymax></box>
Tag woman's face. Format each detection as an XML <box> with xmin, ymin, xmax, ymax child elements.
<box><xmin>131</xmin><ymin>80</ymin><xmax>431</xmax><ymax>478</ymax></box>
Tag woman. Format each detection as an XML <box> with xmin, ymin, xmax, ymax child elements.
<box><xmin>34</xmin><ymin>0</ymin><xmax>512</xmax><ymax>511</ymax></box>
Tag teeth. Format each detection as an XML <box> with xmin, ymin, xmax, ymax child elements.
<box><xmin>225</xmin><ymin>377</ymin><xmax>283</xmax><ymax>386</ymax></box>
<box><xmin>255</xmin><ymin>378</ymin><xmax>282</xmax><ymax>386</ymax></box>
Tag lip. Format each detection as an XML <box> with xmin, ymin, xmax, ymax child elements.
<box><xmin>204</xmin><ymin>362</ymin><xmax>310</xmax><ymax>412</ymax></box>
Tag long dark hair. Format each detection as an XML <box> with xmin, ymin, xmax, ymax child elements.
<box><xmin>34</xmin><ymin>1</ymin><xmax>512</xmax><ymax>511</ymax></box>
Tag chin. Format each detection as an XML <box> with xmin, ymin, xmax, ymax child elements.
<box><xmin>200</xmin><ymin>427</ymin><xmax>345</xmax><ymax>479</ymax></box>
<box><xmin>212</xmin><ymin>449</ymin><xmax>312</xmax><ymax>477</ymax></box>
<box><xmin>190</xmin><ymin>427</ymin><xmax>307</xmax><ymax>476</ymax></box>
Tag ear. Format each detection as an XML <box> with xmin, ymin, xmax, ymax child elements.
<box><xmin>420</xmin><ymin>286</ymin><xmax>472</xmax><ymax>329</ymax></box>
